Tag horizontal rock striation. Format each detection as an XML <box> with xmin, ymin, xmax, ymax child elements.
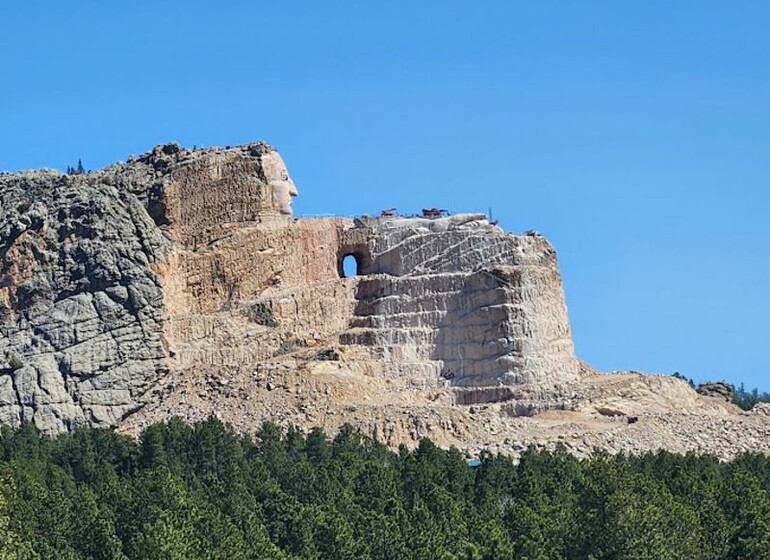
<box><xmin>338</xmin><ymin>215</ymin><xmax>578</xmax><ymax>391</ymax></box>
<box><xmin>1</xmin><ymin>142</ymin><xmax>580</xmax><ymax>433</ymax></box>
<box><xmin>3</xmin><ymin>140</ymin><xmax>763</xmax><ymax>463</ymax></box>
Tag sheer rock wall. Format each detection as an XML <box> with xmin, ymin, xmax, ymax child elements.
<box><xmin>0</xmin><ymin>170</ymin><xmax>170</xmax><ymax>431</ymax></box>
<box><xmin>1</xmin><ymin>142</ymin><xmax>575</xmax><ymax>434</ymax></box>
<box><xmin>340</xmin><ymin>215</ymin><xmax>578</xmax><ymax>390</ymax></box>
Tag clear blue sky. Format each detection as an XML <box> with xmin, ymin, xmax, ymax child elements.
<box><xmin>2</xmin><ymin>2</ymin><xmax>768</xmax><ymax>389</ymax></box>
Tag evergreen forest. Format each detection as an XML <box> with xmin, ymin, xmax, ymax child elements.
<box><xmin>1</xmin><ymin>417</ymin><xmax>769</xmax><ymax>560</ymax></box>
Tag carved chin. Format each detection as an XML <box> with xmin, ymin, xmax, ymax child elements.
<box><xmin>272</xmin><ymin>184</ymin><xmax>293</xmax><ymax>215</ymax></box>
<box><xmin>276</xmin><ymin>198</ymin><xmax>292</xmax><ymax>215</ymax></box>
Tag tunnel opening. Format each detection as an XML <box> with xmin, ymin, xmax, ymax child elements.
<box><xmin>341</xmin><ymin>254</ymin><xmax>360</xmax><ymax>277</ymax></box>
<box><xmin>337</xmin><ymin>245</ymin><xmax>372</xmax><ymax>278</ymax></box>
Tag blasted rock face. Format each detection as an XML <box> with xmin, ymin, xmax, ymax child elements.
<box><xmin>0</xmin><ymin>142</ymin><xmax>299</xmax><ymax>433</ymax></box>
<box><xmin>338</xmin><ymin>214</ymin><xmax>579</xmax><ymax>390</ymax></box>
<box><xmin>0</xmin><ymin>141</ymin><xmax>578</xmax><ymax>434</ymax></box>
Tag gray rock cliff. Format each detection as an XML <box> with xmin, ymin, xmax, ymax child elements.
<box><xmin>0</xmin><ymin>143</ymin><xmax>579</xmax><ymax>433</ymax></box>
<box><xmin>0</xmin><ymin>168</ymin><xmax>169</xmax><ymax>431</ymax></box>
<box><xmin>0</xmin><ymin>142</ymin><xmax>293</xmax><ymax>432</ymax></box>
<box><xmin>2</xmin><ymin>142</ymin><xmax>764</xmax><ymax>464</ymax></box>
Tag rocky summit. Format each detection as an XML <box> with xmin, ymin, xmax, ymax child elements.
<box><xmin>1</xmin><ymin>142</ymin><xmax>768</xmax><ymax>459</ymax></box>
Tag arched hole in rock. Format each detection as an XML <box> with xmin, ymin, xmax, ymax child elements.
<box><xmin>340</xmin><ymin>253</ymin><xmax>362</xmax><ymax>278</ymax></box>
<box><xmin>337</xmin><ymin>244</ymin><xmax>372</xmax><ymax>278</ymax></box>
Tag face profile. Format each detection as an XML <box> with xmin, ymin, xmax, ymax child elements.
<box><xmin>261</xmin><ymin>150</ymin><xmax>298</xmax><ymax>215</ymax></box>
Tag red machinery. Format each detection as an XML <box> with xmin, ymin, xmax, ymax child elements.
<box><xmin>421</xmin><ymin>208</ymin><xmax>448</xmax><ymax>218</ymax></box>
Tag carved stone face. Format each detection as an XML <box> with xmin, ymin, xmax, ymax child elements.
<box><xmin>261</xmin><ymin>151</ymin><xmax>298</xmax><ymax>215</ymax></box>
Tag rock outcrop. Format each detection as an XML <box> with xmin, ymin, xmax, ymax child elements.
<box><xmin>339</xmin><ymin>215</ymin><xmax>578</xmax><ymax>390</ymax></box>
<box><xmin>0</xmin><ymin>168</ymin><xmax>169</xmax><ymax>430</ymax></box>
<box><xmin>1</xmin><ymin>141</ymin><xmax>767</xmax><ymax>460</ymax></box>
<box><xmin>0</xmin><ymin>142</ymin><xmax>298</xmax><ymax>431</ymax></box>
<box><xmin>696</xmin><ymin>381</ymin><xmax>734</xmax><ymax>402</ymax></box>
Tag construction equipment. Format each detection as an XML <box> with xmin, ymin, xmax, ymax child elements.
<box><xmin>380</xmin><ymin>208</ymin><xmax>397</xmax><ymax>217</ymax></box>
<box><xmin>421</xmin><ymin>208</ymin><xmax>449</xmax><ymax>218</ymax></box>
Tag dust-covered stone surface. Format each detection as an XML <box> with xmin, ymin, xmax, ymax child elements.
<box><xmin>1</xmin><ymin>142</ymin><xmax>768</xmax><ymax>460</ymax></box>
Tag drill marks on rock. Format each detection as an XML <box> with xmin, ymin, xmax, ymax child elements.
<box><xmin>340</xmin><ymin>216</ymin><xmax>579</xmax><ymax>391</ymax></box>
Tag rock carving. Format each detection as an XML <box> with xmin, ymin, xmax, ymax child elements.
<box><xmin>0</xmin><ymin>142</ymin><xmax>767</xmax><ymax>460</ymax></box>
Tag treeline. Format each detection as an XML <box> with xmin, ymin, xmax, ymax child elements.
<box><xmin>733</xmin><ymin>383</ymin><xmax>770</xmax><ymax>411</ymax></box>
<box><xmin>1</xmin><ymin>419</ymin><xmax>770</xmax><ymax>560</ymax></box>
<box><xmin>670</xmin><ymin>372</ymin><xmax>770</xmax><ymax>411</ymax></box>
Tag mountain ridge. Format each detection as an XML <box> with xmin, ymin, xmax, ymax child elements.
<box><xmin>1</xmin><ymin>141</ymin><xmax>767</xmax><ymax>459</ymax></box>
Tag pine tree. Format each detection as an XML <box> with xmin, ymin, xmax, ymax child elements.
<box><xmin>0</xmin><ymin>473</ymin><xmax>40</xmax><ymax>560</ymax></box>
